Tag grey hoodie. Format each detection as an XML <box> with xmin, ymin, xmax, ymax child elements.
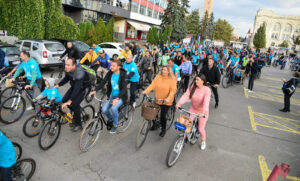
<box><xmin>35</xmin><ymin>77</ymin><xmax>56</xmax><ymax>100</ymax></box>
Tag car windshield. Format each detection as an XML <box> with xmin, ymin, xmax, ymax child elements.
<box><xmin>0</xmin><ymin>46</ymin><xmax>20</xmax><ymax>55</ymax></box>
<box><xmin>45</xmin><ymin>43</ymin><xmax>65</xmax><ymax>52</ymax></box>
<box><xmin>119</xmin><ymin>44</ymin><xmax>125</xmax><ymax>49</ymax></box>
<box><xmin>73</xmin><ymin>41</ymin><xmax>89</xmax><ymax>52</ymax></box>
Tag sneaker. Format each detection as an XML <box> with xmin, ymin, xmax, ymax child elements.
<box><xmin>200</xmin><ymin>141</ymin><xmax>206</xmax><ymax>150</ymax></box>
<box><xmin>26</xmin><ymin>106</ymin><xmax>34</xmax><ymax>110</ymax></box>
<box><xmin>132</xmin><ymin>102</ymin><xmax>136</xmax><ymax>109</ymax></box>
<box><xmin>110</xmin><ymin>126</ymin><xmax>117</xmax><ymax>134</ymax></box>
<box><xmin>215</xmin><ymin>103</ymin><xmax>218</xmax><ymax>109</ymax></box>
<box><xmin>159</xmin><ymin>129</ymin><xmax>166</xmax><ymax>137</ymax></box>
<box><xmin>248</xmin><ymin>90</ymin><xmax>253</xmax><ymax>93</ymax></box>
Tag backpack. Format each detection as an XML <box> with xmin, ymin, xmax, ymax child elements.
<box><xmin>282</xmin><ymin>78</ymin><xmax>297</xmax><ymax>95</ymax></box>
<box><xmin>75</xmin><ymin>65</ymin><xmax>97</xmax><ymax>85</ymax></box>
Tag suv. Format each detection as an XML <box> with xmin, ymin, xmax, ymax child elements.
<box><xmin>15</xmin><ymin>39</ymin><xmax>66</xmax><ymax>68</ymax></box>
<box><xmin>0</xmin><ymin>43</ymin><xmax>21</xmax><ymax>67</ymax></box>
<box><xmin>98</xmin><ymin>42</ymin><xmax>124</xmax><ymax>60</ymax></box>
<box><xmin>52</xmin><ymin>39</ymin><xmax>90</xmax><ymax>59</ymax></box>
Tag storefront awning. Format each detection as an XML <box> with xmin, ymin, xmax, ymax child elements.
<box><xmin>127</xmin><ymin>21</ymin><xmax>151</xmax><ymax>32</ymax></box>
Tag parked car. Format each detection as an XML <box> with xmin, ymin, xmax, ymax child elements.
<box><xmin>0</xmin><ymin>43</ymin><xmax>21</xmax><ymax>67</ymax></box>
<box><xmin>52</xmin><ymin>39</ymin><xmax>89</xmax><ymax>59</ymax></box>
<box><xmin>98</xmin><ymin>42</ymin><xmax>125</xmax><ymax>60</ymax></box>
<box><xmin>14</xmin><ymin>39</ymin><xmax>66</xmax><ymax>68</ymax></box>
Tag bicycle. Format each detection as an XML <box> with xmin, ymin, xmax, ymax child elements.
<box><xmin>79</xmin><ymin>95</ymin><xmax>135</xmax><ymax>152</ymax></box>
<box><xmin>12</xmin><ymin>142</ymin><xmax>22</xmax><ymax>160</ymax></box>
<box><xmin>135</xmin><ymin>95</ymin><xmax>176</xmax><ymax>149</ymax></box>
<box><xmin>38</xmin><ymin>103</ymin><xmax>95</xmax><ymax>150</ymax></box>
<box><xmin>166</xmin><ymin>107</ymin><xmax>204</xmax><ymax>167</ymax></box>
<box><xmin>0</xmin><ymin>79</ymin><xmax>34</xmax><ymax>124</ymax></box>
<box><xmin>175</xmin><ymin>78</ymin><xmax>185</xmax><ymax>100</ymax></box>
<box><xmin>221</xmin><ymin>67</ymin><xmax>245</xmax><ymax>88</ymax></box>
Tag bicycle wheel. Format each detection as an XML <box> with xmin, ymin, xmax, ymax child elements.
<box><xmin>81</xmin><ymin>105</ymin><xmax>95</xmax><ymax>125</ymax></box>
<box><xmin>0</xmin><ymin>95</ymin><xmax>26</xmax><ymax>124</ymax></box>
<box><xmin>221</xmin><ymin>75</ymin><xmax>230</xmax><ymax>88</ymax></box>
<box><xmin>38</xmin><ymin>119</ymin><xmax>61</xmax><ymax>150</ymax></box>
<box><xmin>136</xmin><ymin>119</ymin><xmax>151</xmax><ymax>149</ymax></box>
<box><xmin>118</xmin><ymin>105</ymin><xmax>134</xmax><ymax>133</ymax></box>
<box><xmin>1</xmin><ymin>86</ymin><xmax>17</xmax><ymax>102</ymax></box>
<box><xmin>166</xmin><ymin>106</ymin><xmax>175</xmax><ymax>130</ymax></box>
<box><xmin>12</xmin><ymin>158</ymin><xmax>36</xmax><ymax>181</ymax></box>
<box><xmin>23</xmin><ymin>115</ymin><xmax>45</xmax><ymax>137</ymax></box>
<box><xmin>166</xmin><ymin>134</ymin><xmax>185</xmax><ymax>167</ymax></box>
<box><xmin>12</xmin><ymin>142</ymin><xmax>22</xmax><ymax>160</ymax></box>
<box><xmin>85</xmin><ymin>94</ymin><xmax>94</xmax><ymax>103</ymax></box>
<box><xmin>135</xmin><ymin>93</ymin><xmax>145</xmax><ymax>108</ymax></box>
<box><xmin>79</xmin><ymin>118</ymin><xmax>103</xmax><ymax>152</ymax></box>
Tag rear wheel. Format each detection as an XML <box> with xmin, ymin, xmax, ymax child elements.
<box><xmin>136</xmin><ymin>119</ymin><xmax>151</xmax><ymax>149</ymax></box>
<box><xmin>81</xmin><ymin>105</ymin><xmax>95</xmax><ymax>125</ymax></box>
<box><xmin>12</xmin><ymin>158</ymin><xmax>36</xmax><ymax>181</ymax></box>
<box><xmin>166</xmin><ymin>135</ymin><xmax>185</xmax><ymax>167</ymax></box>
<box><xmin>221</xmin><ymin>75</ymin><xmax>230</xmax><ymax>88</ymax></box>
<box><xmin>118</xmin><ymin>105</ymin><xmax>134</xmax><ymax>133</ymax></box>
<box><xmin>38</xmin><ymin>119</ymin><xmax>61</xmax><ymax>150</ymax></box>
<box><xmin>0</xmin><ymin>95</ymin><xmax>26</xmax><ymax>124</ymax></box>
<box><xmin>23</xmin><ymin>115</ymin><xmax>45</xmax><ymax>137</ymax></box>
<box><xmin>12</xmin><ymin>142</ymin><xmax>22</xmax><ymax>160</ymax></box>
<box><xmin>79</xmin><ymin>118</ymin><xmax>103</xmax><ymax>152</ymax></box>
<box><xmin>135</xmin><ymin>92</ymin><xmax>144</xmax><ymax>108</ymax></box>
<box><xmin>166</xmin><ymin>106</ymin><xmax>175</xmax><ymax>130</ymax></box>
<box><xmin>1</xmin><ymin>87</ymin><xmax>17</xmax><ymax>102</ymax></box>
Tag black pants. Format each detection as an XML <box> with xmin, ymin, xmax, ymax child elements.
<box><xmin>159</xmin><ymin>105</ymin><xmax>170</xmax><ymax>130</ymax></box>
<box><xmin>182</xmin><ymin>75</ymin><xmax>190</xmax><ymax>92</ymax></box>
<box><xmin>192</xmin><ymin>65</ymin><xmax>198</xmax><ymax>74</ymax></box>
<box><xmin>153</xmin><ymin>62</ymin><xmax>158</xmax><ymax>74</ymax></box>
<box><xmin>211</xmin><ymin>86</ymin><xmax>219</xmax><ymax>104</ymax></box>
<box><xmin>129</xmin><ymin>81</ymin><xmax>137</xmax><ymax>103</ymax></box>
<box><xmin>62</xmin><ymin>88</ymin><xmax>85</xmax><ymax>127</ymax></box>
<box><xmin>0</xmin><ymin>166</ymin><xmax>13</xmax><ymax>181</ymax></box>
<box><xmin>248</xmin><ymin>74</ymin><xmax>256</xmax><ymax>90</ymax></box>
<box><xmin>220</xmin><ymin>68</ymin><xmax>224</xmax><ymax>75</ymax></box>
<box><xmin>141</xmin><ymin>69</ymin><xmax>152</xmax><ymax>84</ymax></box>
<box><xmin>283</xmin><ymin>93</ymin><xmax>292</xmax><ymax>111</ymax></box>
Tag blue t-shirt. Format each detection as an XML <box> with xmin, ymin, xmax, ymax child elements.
<box><xmin>212</xmin><ymin>53</ymin><xmax>219</xmax><ymax>61</ymax></box>
<box><xmin>230</xmin><ymin>56</ymin><xmax>240</xmax><ymax>67</ymax></box>
<box><xmin>0</xmin><ymin>131</ymin><xmax>16</xmax><ymax>168</ymax></box>
<box><xmin>172</xmin><ymin>64</ymin><xmax>181</xmax><ymax>79</ymax></box>
<box><xmin>93</xmin><ymin>46</ymin><xmax>102</xmax><ymax>54</ymax></box>
<box><xmin>218</xmin><ymin>63</ymin><xmax>224</xmax><ymax>68</ymax></box>
<box><xmin>111</xmin><ymin>73</ymin><xmax>120</xmax><ymax>97</ymax></box>
<box><xmin>41</xmin><ymin>88</ymin><xmax>62</xmax><ymax>102</ymax></box>
<box><xmin>123</xmin><ymin>61</ymin><xmax>139</xmax><ymax>83</ymax></box>
<box><xmin>18</xmin><ymin>58</ymin><xmax>42</xmax><ymax>83</ymax></box>
<box><xmin>192</xmin><ymin>55</ymin><xmax>199</xmax><ymax>65</ymax></box>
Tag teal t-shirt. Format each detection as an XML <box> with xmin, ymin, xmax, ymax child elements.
<box><xmin>172</xmin><ymin>64</ymin><xmax>181</xmax><ymax>79</ymax></box>
<box><xmin>111</xmin><ymin>73</ymin><xmax>120</xmax><ymax>97</ymax></box>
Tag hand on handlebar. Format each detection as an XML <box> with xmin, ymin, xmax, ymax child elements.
<box><xmin>89</xmin><ymin>91</ymin><xmax>96</xmax><ymax>97</ymax></box>
<box><xmin>25</xmin><ymin>85</ymin><xmax>32</xmax><ymax>90</ymax></box>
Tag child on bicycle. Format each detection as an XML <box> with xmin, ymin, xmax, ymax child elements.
<box><xmin>34</xmin><ymin>77</ymin><xmax>62</xmax><ymax>103</ymax></box>
<box><xmin>0</xmin><ymin>130</ymin><xmax>16</xmax><ymax>181</ymax></box>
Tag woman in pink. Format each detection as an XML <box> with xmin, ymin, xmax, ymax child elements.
<box><xmin>176</xmin><ymin>73</ymin><xmax>211</xmax><ymax>150</ymax></box>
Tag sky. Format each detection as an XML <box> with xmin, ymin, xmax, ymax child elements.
<box><xmin>189</xmin><ymin>0</ymin><xmax>300</xmax><ymax>37</ymax></box>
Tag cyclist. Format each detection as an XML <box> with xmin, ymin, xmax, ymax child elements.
<box><xmin>80</xmin><ymin>48</ymin><xmax>98</xmax><ymax>69</ymax></box>
<box><xmin>152</xmin><ymin>47</ymin><xmax>159</xmax><ymax>74</ymax></box>
<box><xmin>168</xmin><ymin>59</ymin><xmax>181</xmax><ymax>82</ymax></box>
<box><xmin>34</xmin><ymin>77</ymin><xmax>62</xmax><ymax>103</ymax></box>
<box><xmin>174</xmin><ymin>51</ymin><xmax>184</xmax><ymax>66</ymax></box>
<box><xmin>55</xmin><ymin>58</ymin><xmax>91</xmax><ymax>132</ymax></box>
<box><xmin>179</xmin><ymin>56</ymin><xmax>192</xmax><ymax>92</ymax></box>
<box><xmin>160</xmin><ymin>51</ymin><xmax>170</xmax><ymax>66</ymax></box>
<box><xmin>200</xmin><ymin>58</ymin><xmax>221</xmax><ymax>108</ymax></box>
<box><xmin>59</xmin><ymin>41</ymin><xmax>82</xmax><ymax>64</ymax></box>
<box><xmin>123</xmin><ymin>54</ymin><xmax>139</xmax><ymax>108</ymax></box>
<box><xmin>89</xmin><ymin>60</ymin><xmax>128</xmax><ymax>134</ymax></box>
<box><xmin>0</xmin><ymin>130</ymin><xmax>16</xmax><ymax>181</ymax></box>
<box><xmin>91</xmin><ymin>50</ymin><xmax>111</xmax><ymax>79</ymax></box>
<box><xmin>142</xmin><ymin>66</ymin><xmax>177</xmax><ymax>137</ymax></box>
<box><xmin>176</xmin><ymin>73</ymin><xmax>211</xmax><ymax>150</ymax></box>
<box><xmin>139</xmin><ymin>50</ymin><xmax>153</xmax><ymax>84</ymax></box>
<box><xmin>118</xmin><ymin>45</ymin><xmax>132</xmax><ymax>62</ymax></box>
<box><xmin>212</xmin><ymin>50</ymin><xmax>219</xmax><ymax>63</ymax></box>
<box><xmin>12</xmin><ymin>51</ymin><xmax>43</xmax><ymax>110</ymax></box>
<box><xmin>0</xmin><ymin>49</ymin><xmax>11</xmax><ymax>76</ymax></box>
<box><xmin>226</xmin><ymin>52</ymin><xmax>240</xmax><ymax>81</ymax></box>
<box><xmin>192</xmin><ymin>51</ymin><xmax>200</xmax><ymax>74</ymax></box>
<box><xmin>92</xmin><ymin>43</ymin><xmax>102</xmax><ymax>54</ymax></box>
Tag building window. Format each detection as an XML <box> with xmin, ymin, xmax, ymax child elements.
<box><xmin>271</xmin><ymin>33</ymin><xmax>279</xmax><ymax>39</ymax></box>
<box><xmin>159</xmin><ymin>13</ymin><xmax>163</xmax><ymax>20</ymax></box>
<box><xmin>153</xmin><ymin>11</ymin><xmax>158</xmax><ymax>19</ymax></box>
<box><xmin>160</xmin><ymin>1</ymin><xmax>164</xmax><ymax>8</ymax></box>
<box><xmin>147</xmin><ymin>8</ymin><xmax>153</xmax><ymax>17</ymax></box>
<box><xmin>126</xmin><ymin>24</ymin><xmax>137</xmax><ymax>39</ymax></box>
<box><xmin>273</xmin><ymin>24</ymin><xmax>280</xmax><ymax>31</ymax></box>
<box><xmin>140</xmin><ymin>5</ymin><xmax>146</xmax><ymax>15</ymax></box>
<box><xmin>155</xmin><ymin>0</ymin><xmax>160</xmax><ymax>6</ymax></box>
<box><xmin>285</xmin><ymin>24</ymin><xmax>292</xmax><ymax>32</ymax></box>
<box><xmin>282</xmin><ymin>34</ymin><xmax>289</xmax><ymax>40</ymax></box>
<box><xmin>141</xmin><ymin>32</ymin><xmax>148</xmax><ymax>39</ymax></box>
<box><xmin>131</xmin><ymin>2</ymin><xmax>139</xmax><ymax>13</ymax></box>
<box><xmin>271</xmin><ymin>42</ymin><xmax>275</xmax><ymax>46</ymax></box>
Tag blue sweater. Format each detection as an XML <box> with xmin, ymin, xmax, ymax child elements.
<box><xmin>0</xmin><ymin>131</ymin><xmax>16</xmax><ymax>168</ymax></box>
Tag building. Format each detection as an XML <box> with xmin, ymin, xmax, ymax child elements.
<box><xmin>202</xmin><ymin>0</ymin><xmax>213</xmax><ymax>17</ymax></box>
<box><xmin>250</xmin><ymin>9</ymin><xmax>300</xmax><ymax>49</ymax></box>
<box><xmin>62</xmin><ymin>0</ymin><xmax>168</xmax><ymax>42</ymax></box>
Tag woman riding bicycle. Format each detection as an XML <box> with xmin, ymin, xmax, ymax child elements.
<box><xmin>0</xmin><ymin>130</ymin><xmax>16</xmax><ymax>181</ymax></box>
<box><xmin>176</xmin><ymin>73</ymin><xmax>211</xmax><ymax>150</ymax></box>
<box><xmin>142</xmin><ymin>66</ymin><xmax>177</xmax><ymax>137</ymax></box>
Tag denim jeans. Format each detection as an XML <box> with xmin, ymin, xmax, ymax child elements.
<box><xmin>232</xmin><ymin>65</ymin><xmax>239</xmax><ymax>81</ymax></box>
<box><xmin>1</xmin><ymin>166</ymin><xmax>13</xmax><ymax>181</ymax></box>
<box><xmin>102</xmin><ymin>95</ymin><xmax>123</xmax><ymax>126</ymax></box>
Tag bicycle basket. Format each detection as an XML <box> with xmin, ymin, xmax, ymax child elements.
<box><xmin>5</xmin><ymin>78</ymin><xmax>14</xmax><ymax>87</ymax></box>
<box><xmin>141</xmin><ymin>102</ymin><xmax>160</xmax><ymax>120</ymax></box>
<box><xmin>176</xmin><ymin>114</ymin><xmax>192</xmax><ymax>133</ymax></box>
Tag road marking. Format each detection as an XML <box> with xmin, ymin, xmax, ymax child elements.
<box><xmin>244</xmin><ymin>87</ymin><xmax>249</xmax><ymax>99</ymax></box>
<box><xmin>258</xmin><ymin>155</ymin><xmax>300</xmax><ymax>181</ymax></box>
<box><xmin>248</xmin><ymin>106</ymin><xmax>300</xmax><ymax>135</ymax></box>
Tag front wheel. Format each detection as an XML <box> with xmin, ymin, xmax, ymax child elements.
<box><xmin>118</xmin><ymin>105</ymin><xmax>134</xmax><ymax>133</ymax></box>
<box><xmin>12</xmin><ymin>142</ymin><xmax>22</xmax><ymax>160</ymax></box>
<box><xmin>166</xmin><ymin>106</ymin><xmax>175</xmax><ymax>130</ymax></box>
<box><xmin>221</xmin><ymin>75</ymin><xmax>230</xmax><ymax>88</ymax></box>
<box><xmin>136</xmin><ymin>119</ymin><xmax>151</xmax><ymax>149</ymax></box>
<box><xmin>166</xmin><ymin>135</ymin><xmax>185</xmax><ymax>167</ymax></box>
<box><xmin>12</xmin><ymin>158</ymin><xmax>36</xmax><ymax>181</ymax></box>
<box><xmin>0</xmin><ymin>95</ymin><xmax>26</xmax><ymax>124</ymax></box>
<box><xmin>81</xmin><ymin>105</ymin><xmax>95</xmax><ymax>125</ymax></box>
<box><xmin>79</xmin><ymin>118</ymin><xmax>103</xmax><ymax>152</ymax></box>
<box><xmin>23</xmin><ymin>115</ymin><xmax>45</xmax><ymax>137</ymax></box>
<box><xmin>38</xmin><ymin>119</ymin><xmax>61</xmax><ymax>150</ymax></box>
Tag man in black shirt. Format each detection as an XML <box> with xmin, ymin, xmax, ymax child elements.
<box><xmin>59</xmin><ymin>42</ymin><xmax>82</xmax><ymax>64</ymax></box>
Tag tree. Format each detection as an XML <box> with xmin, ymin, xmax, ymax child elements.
<box><xmin>186</xmin><ymin>9</ymin><xmax>201</xmax><ymax>35</ymax></box>
<box><xmin>147</xmin><ymin>27</ymin><xmax>159</xmax><ymax>44</ymax></box>
<box><xmin>104</xmin><ymin>18</ymin><xmax>115</xmax><ymax>42</ymax></box>
<box><xmin>94</xmin><ymin>18</ymin><xmax>107</xmax><ymax>44</ymax></box>
<box><xmin>86</xmin><ymin>26</ymin><xmax>97</xmax><ymax>46</ymax></box>
<box><xmin>160</xmin><ymin>26</ymin><xmax>173</xmax><ymax>42</ymax></box>
<box><xmin>279</xmin><ymin>40</ymin><xmax>289</xmax><ymax>48</ymax></box>
<box><xmin>253</xmin><ymin>24</ymin><xmax>266</xmax><ymax>49</ymax></box>
<box><xmin>200</xmin><ymin>11</ymin><xmax>209</xmax><ymax>41</ymax></box>
<box><xmin>213</xmin><ymin>19</ymin><xmax>234</xmax><ymax>45</ymax></box>
<box><xmin>207</xmin><ymin>12</ymin><xmax>215</xmax><ymax>40</ymax></box>
<box><xmin>78</xmin><ymin>21</ymin><xmax>94</xmax><ymax>42</ymax></box>
<box><xmin>293</xmin><ymin>36</ymin><xmax>300</xmax><ymax>45</ymax></box>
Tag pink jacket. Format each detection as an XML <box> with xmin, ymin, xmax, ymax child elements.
<box><xmin>177</xmin><ymin>86</ymin><xmax>211</xmax><ymax>117</ymax></box>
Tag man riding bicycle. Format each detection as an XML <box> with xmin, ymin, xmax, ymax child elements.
<box><xmin>118</xmin><ymin>46</ymin><xmax>132</xmax><ymax>62</ymax></box>
<box><xmin>90</xmin><ymin>50</ymin><xmax>111</xmax><ymax>79</ymax></box>
<box><xmin>55</xmin><ymin>58</ymin><xmax>91</xmax><ymax>132</ymax></box>
<box><xmin>59</xmin><ymin>42</ymin><xmax>82</xmax><ymax>64</ymax></box>
<box><xmin>80</xmin><ymin>48</ymin><xmax>98</xmax><ymax>71</ymax></box>
<box><xmin>226</xmin><ymin>52</ymin><xmax>240</xmax><ymax>80</ymax></box>
<box><xmin>89</xmin><ymin>60</ymin><xmax>128</xmax><ymax>134</ymax></box>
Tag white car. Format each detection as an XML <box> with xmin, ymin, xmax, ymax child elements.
<box><xmin>98</xmin><ymin>42</ymin><xmax>125</xmax><ymax>60</ymax></box>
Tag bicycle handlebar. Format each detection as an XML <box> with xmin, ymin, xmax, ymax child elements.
<box><xmin>144</xmin><ymin>94</ymin><xmax>167</xmax><ymax>102</ymax></box>
<box><xmin>178</xmin><ymin>107</ymin><xmax>205</xmax><ymax>118</ymax></box>
<box><xmin>93</xmin><ymin>95</ymin><xmax>105</xmax><ymax>103</ymax></box>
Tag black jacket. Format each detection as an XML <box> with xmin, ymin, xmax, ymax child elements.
<box><xmin>60</xmin><ymin>46</ymin><xmax>81</xmax><ymax>60</ymax></box>
<box><xmin>249</xmin><ymin>61</ymin><xmax>258</xmax><ymax>75</ymax></box>
<box><xmin>58</xmin><ymin>67</ymin><xmax>91</xmax><ymax>101</ymax></box>
<box><xmin>96</xmin><ymin>69</ymin><xmax>128</xmax><ymax>102</ymax></box>
<box><xmin>283</xmin><ymin>77</ymin><xmax>299</xmax><ymax>95</ymax></box>
<box><xmin>200</xmin><ymin>64</ymin><xmax>221</xmax><ymax>85</ymax></box>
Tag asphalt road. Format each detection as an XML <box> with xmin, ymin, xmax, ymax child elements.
<box><xmin>1</xmin><ymin>65</ymin><xmax>300</xmax><ymax>181</ymax></box>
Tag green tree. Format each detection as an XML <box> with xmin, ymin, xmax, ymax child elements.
<box><xmin>200</xmin><ymin>11</ymin><xmax>209</xmax><ymax>41</ymax></box>
<box><xmin>186</xmin><ymin>9</ymin><xmax>201</xmax><ymax>35</ymax></box>
<box><xmin>213</xmin><ymin>19</ymin><xmax>234</xmax><ymax>45</ymax></box>
<box><xmin>94</xmin><ymin>18</ymin><xmax>107</xmax><ymax>44</ymax></box>
<box><xmin>279</xmin><ymin>40</ymin><xmax>289</xmax><ymax>48</ymax></box>
<box><xmin>207</xmin><ymin>12</ymin><xmax>215</xmax><ymax>40</ymax></box>
<box><xmin>77</xmin><ymin>21</ymin><xmax>94</xmax><ymax>42</ymax></box>
<box><xmin>86</xmin><ymin>26</ymin><xmax>97</xmax><ymax>46</ymax></box>
<box><xmin>293</xmin><ymin>36</ymin><xmax>300</xmax><ymax>45</ymax></box>
<box><xmin>104</xmin><ymin>18</ymin><xmax>115</xmax><ymax>42</ymax></box>
<box><xmin>160</xmin><ymin>26</ymin><xmax>173</xmax><ymax>42</ymax></box>
<box><xmin>253</xmin><ymin>24</ymin><xmax>266</xmax><ymax>49</ymax></box>
<box><xmin>147</xmin><ymin>28</ymin><xmax>154</xmax><ymax>44</ymax></box>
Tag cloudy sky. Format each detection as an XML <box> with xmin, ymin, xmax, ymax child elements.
<box><xmin>189</xmin><ymin>0</ymin><xmax>300</xmax><ymax>37</ymax></box>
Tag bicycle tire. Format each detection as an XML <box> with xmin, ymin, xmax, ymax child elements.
<box><xmin>23</xmin><ymin>115</ymin><xmax>45</xmax><ymax>137</ymax></box>
<box><xmin>118</xmin><ymin>105</ymin><xmax>134</xmax><ymax>133</ymax></box>
<box><xmin>81</xmin><ymin>105</ymin><xmax>95</xmax><ymax>125</ymax></box>
<box><xmin>135</xmin><ymin>93</ymin><xmax>145</xmax><ymax>108</ymax></box>
<box><xmin>136</xmin><ymin>119</ymin><xmax>151</xmax><ymax>149</ymax></box>
<box><xmin>79</xmin><ymin>118</ymin><xmax>103</xmax><ymax>152</ymax></box>
<box><xmin>12</xmin><ymin>142</ymin><xmax>22</xmax><ymax>160</ymax></box>
<box><xmin>166</xmin><ymin>134</ymin><xmax>185</xmax><ymax>167</ymax></box>
<box><xmin>13</xmin><ymin>158</ymin><xmax>36</xmax><ymax>181</ymax></box>
<box><xmin>85</xmin><ymin>94</ymin><xmax>94</xmax><ymax>103</ymax></box>
<box><xmin>0</xmin><ymin>95</ymin><xmax>26</xmax><ymax>124</ymax></box>
<box><xmin>221</xmin><ymin>76</ymin><xmax>230</xmax><ymax>88</ymax></box>
<box><xmin>1</xmin><ymin>86</ymin><xmax>18</xmax><ymax>102</ymax></box>
<box><xmin>38</xmin><ymin>118</ymin><xmax>61</xmax><ymax>150</ymax></box>
<box><xmin>166</xmin><ymin>106</ymin><xmax>175</xmax><ymax>130</ymax></box>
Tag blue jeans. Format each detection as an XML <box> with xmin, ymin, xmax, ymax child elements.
<box><xmin>232</xmin><ymin>65</ymin><xmax>239</xmax><ymax>81</ymax></box>
<box><xmin>1</xmin><ymin>166</ymin><xmax>13</xmax><ymax>181</ymax></box>
<box><xmin>102</xmin><ymin>95</ymin><xmax>123</xmax><ymax>126</ymax></box>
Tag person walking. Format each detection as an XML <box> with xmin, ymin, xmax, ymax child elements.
<box><xmin>179</xmin><ymin>56</ymin><xmax>193</xmax><ymax>92</ymax></box>
<box><xmin>280</xmin><ymin>72</ymin><xmax>299</xmax><ymax>112</ymax></box>
<box><xmin>247</xmin><ymin>55</ymin><xmax>258</xmax><ymax>93</ymax></box>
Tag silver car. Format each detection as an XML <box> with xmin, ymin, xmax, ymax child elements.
<box><xmin>15</xmin><ymin>40</ymin><xmax>66</xmax><ymax>68</ymax></box>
